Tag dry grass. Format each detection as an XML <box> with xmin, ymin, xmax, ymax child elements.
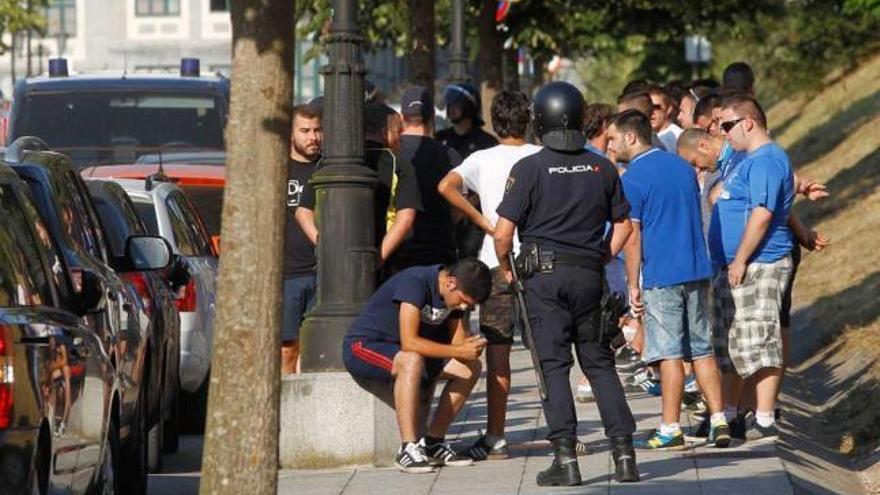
<box><xmin>766</xmin><ymin>52</ymin><xmax>880</xmax><ymax>466</ymax></box>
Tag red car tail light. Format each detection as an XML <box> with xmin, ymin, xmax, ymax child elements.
<box><xmin>123</xmin><ymin>272</ymin><xmax>152</xmax><ymax>315</ymax></box>
<box><xmin>0</xmin><ymin>325</ymin><xmax>13</xmax><ymax>429</ymax></box>
<box><xmin>175</xmin><ymin>278</ymin><xmax>197</xmax><ymax>313</ymax></box>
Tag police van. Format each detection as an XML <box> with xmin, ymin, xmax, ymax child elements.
<box><xmin>7</xmin><ymin>58</ymin><xmax>230</xmax><ymax>237</ymax></box>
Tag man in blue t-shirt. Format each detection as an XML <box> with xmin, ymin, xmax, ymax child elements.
<box><xmin>608</xmin><ymin>110</ymin><xmax>729</xmax><ymax>450</ymax></box>
<box><xmin>710</xmin><ymin>95</ymin><xmax>795</xmax><ymax>442</ymax></box>
<box><xmin>343</xmin><ymin>259</ymin><xmax>491</xmax><ymax>474</ymax></box>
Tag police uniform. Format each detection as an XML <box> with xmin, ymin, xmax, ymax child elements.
<box><xmin>495</xmin><ymin>81</ymin><xmax>639</xmax><ymax>486</ymax></box>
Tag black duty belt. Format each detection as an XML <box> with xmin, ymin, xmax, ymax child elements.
<box><xmin>516</xmin><ymin>244</ymin><xmax>602</xmax><ymax>277</ymax></box>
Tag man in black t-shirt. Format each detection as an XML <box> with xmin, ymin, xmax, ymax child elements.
<box><xmin>390</xmin><ymin>86</ymin><xmax>462</xmax><ymax>272</ymax></box>
<box><xmin>281</xmin><ymin>104</ymin><xmax>322</xmax><ymax>375</ymax></box>
<box><xmin>296</xmin><ymin>104</ymin><xmax>422</xmax><ymax>281</ymax></box>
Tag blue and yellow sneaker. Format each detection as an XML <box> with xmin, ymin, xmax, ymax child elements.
<box><xmin>635</xmin><ymin>429</ymin><xmax>687</xmax><ymax>451</ymax></box>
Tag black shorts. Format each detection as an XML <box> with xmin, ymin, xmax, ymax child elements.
<box><xmin>281</xmin><ymin>275</ymin><xmax>317</xmax><ymax>342</ymax></box>
<box><xmin>780</xmin><ymin>245</ymin><xmax>801</xmax><ymax>328</ymax></box>
<box><xmin>479</xmin><ymin>267</ymin><xmax>515</xmax><ymax>345</ymax></box>
<box><xmin>342</xmin><ymin>338</ymin><xmax>446</xmax><ymax>389</ymax></box>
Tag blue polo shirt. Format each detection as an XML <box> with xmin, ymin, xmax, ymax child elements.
<box><xmin>708</xmin><ymin>142</ymin><xmax>794</xmax><ymax>267</ymax></box>
<box><xmin>346</xmin><ymin>265</ymin><xmax>458</xmax><ymax>344</ymax></box>
<box><xmin>621</xmin><ymin>149</ymin><xmax>712</xmax><ymax>289</ymax></box>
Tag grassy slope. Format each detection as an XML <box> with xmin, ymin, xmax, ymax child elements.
<box><xmin>767</xmin><ymin>53</ymin><xmax>880</xmax><ymax>488</ymax></box>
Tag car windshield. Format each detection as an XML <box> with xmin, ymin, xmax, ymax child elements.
<box><xmin>20</xmin><ymin>91</ymin><xmax>225</xmax><ymax>168</ymax></box>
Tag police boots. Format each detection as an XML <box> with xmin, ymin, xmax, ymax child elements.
<box><xmin>611</xmin><ymin>435</ymin><xmax>640</xmax><ymax>482</ymax></box>
<box><xmin>536</xmin><ymin>437</ymin><xmax>582</xmax><ymax>486</ymax></box>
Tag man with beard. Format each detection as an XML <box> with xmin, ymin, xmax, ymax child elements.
<box><xmin>281</xmin><ymin>104</ymin><xmax>322</xmax><ymax>375</ymax></box>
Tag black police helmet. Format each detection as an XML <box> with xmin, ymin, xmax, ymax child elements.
<box><xmin>532</xmin><ymin>81</ymin><xmax>586</xmax><ymax>152</ymax></box>
<box><xmin>441</xmin><ymin>83</ymin><xmax>484</xmax><ymax>126</ymax></box>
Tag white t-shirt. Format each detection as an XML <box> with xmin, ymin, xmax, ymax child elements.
<box><xmin>451</xmin><ymin>143</ymin><xmax>542</xmax><ymax>268</ymax></box>
<box><xmin>657</xmin><ymin>123</ymin><xmax>683</xmax><ymax>154</ymax></box>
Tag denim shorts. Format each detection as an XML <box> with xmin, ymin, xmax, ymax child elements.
<box><xmin>642</xmin><ymin>279</ymin><xmax>713</xmax><ymax>364</ymax></box>
<box><xmin>281</xmin><ymin>275</ymin><xmax>317</xmax><ymax>342</ymax></box>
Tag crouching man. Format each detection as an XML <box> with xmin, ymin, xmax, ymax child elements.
<box><xmin>342</xmin><ymin>259</ymin><xmax>492</xmax><ymax>473</ymax></box>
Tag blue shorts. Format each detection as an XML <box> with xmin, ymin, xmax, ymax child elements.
<box><xmin>281</xmin><ymin>275</ymin><xmax>317</xmax><ymax>342</ymax></box>
<box><xmin>642</xmin><ymin>279</ymin><xmax>713</xmax><ymax>364</ymax></box>
<box><xmin>343</xmin><ymin>338</ymin><xmax>447</xmax><ymax>389</ymax></box>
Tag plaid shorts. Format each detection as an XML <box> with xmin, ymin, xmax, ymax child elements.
<box><xmin>711</xmin><ymin>256</ymin><xmax>793</xmax><ymax>378</ymax></box>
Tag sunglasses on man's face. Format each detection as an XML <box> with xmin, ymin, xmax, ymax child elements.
<box><xmin>720</xmin><ymin>118</ymin><xmax>746</xmax><ymax>134</ymax></box>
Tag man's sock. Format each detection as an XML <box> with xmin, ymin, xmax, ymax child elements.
<box><xmin>423</xmin><ymin>435</ymin><xmax>444</xmax><ymax>446</ymax></box>
<box><xmin>485</xmin><ymin>434</ymin><xmax>506</xmax><ymax>449</ymax></box>
<box><xmin>755</xmin><ymin>410</ymin><xmax>775</xmax><ymax>428</ymax></box>
<box><xmin>710</xmin><ymin>412</ymin><xmax>727</xmax><ymax>425</ymax></box>
<box><xmin>659</xmin><ymin>423</ymin><xmax>681</xmax><ymax>436</ymax></box>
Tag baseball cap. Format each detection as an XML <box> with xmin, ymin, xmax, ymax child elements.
<box><xmin>400</xmin><ymin>86</ymin><xmax>434</xmax><ymax>119</ymax></box>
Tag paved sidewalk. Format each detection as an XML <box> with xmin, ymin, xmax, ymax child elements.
<box><xmin>273</xmin><ymin>346</ymin><xmax>793</xmax><ymax>495</ymax></box>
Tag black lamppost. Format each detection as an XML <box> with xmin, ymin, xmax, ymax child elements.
<box><xmin>449</xmin><ymin>0</ymin><xmax>468</xmax><ymax>83</ymax></box>
<box><xmin>299</xmin><ymin>0</ymin><xmax>378</xmax><ymax>372</ymax></box>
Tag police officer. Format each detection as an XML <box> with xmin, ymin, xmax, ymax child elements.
<box><xmin>437</xmin><ymin>83</ymin><xmax>498</xmax><ymax>260</ymax></box>
<box><xmin>494</xmin><ymin>81</ymin><xmax>640</xmax><ymax>486</ymax></box>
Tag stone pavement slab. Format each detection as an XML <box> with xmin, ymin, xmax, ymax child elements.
<box><xmin>148</xmin><ymin>345</ymin><xmax>798</xmax><ymax>495</ymax></box>
<box><xmin>272</xmin><ymin>346</ymin><xmax>796</xmax><ymax>495</ymax></box>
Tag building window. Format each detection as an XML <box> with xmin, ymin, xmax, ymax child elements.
<box><xmin>45</xmin><ymin>0</ymin><xmax>77</xmax><ymax>37</ymax></box>
<box><xmin>209</xmin><ymin>0</ymin><xmax>228</xmax><ymax>12</ymax></box>
<box><xmin>136</xmin><ymin>0</ymin><xmax>180</xmax><ymax>16</ymax></box>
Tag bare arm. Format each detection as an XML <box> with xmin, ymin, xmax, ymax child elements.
<box><xmin>438</xmin><ymin>172</ymin><xmax>494</xmax><ymax>235</ymax></box>
<box><xmin>380</xmin><ymin>208</ymin><xmax>416</xmax><ymax>264</ymax></box>
<box><xmin>493</xmin><ymin>217</ymin><xmax>516</xmax><ymax>283</ymax></box>
<box><xmin>399</xmin><ymin>303</ymin><xmax>484</xmax><ymax>360</ymax></box>
<box><xmin>788</xmin><ymin>213</ymin><xmax>830</xmax><ymax>251</ymax></box>
<box><xmin>622</xmin><ymin>221</ymin><xmax>644</xmax><ymax>316</ymax></box>
<box><xmin>728</xmin><ymin>207</ymin><xmax>773</xmax><ymax>285</ymax></box>
<box><xmin>294</xmin><ymin>207</ymin><xmax>319</xmax><ymax>245</ymax></box>
<box><xmin>608</xmin><ymin>218</ymin><xmax>633</xmax><ymax>258</ymax></box>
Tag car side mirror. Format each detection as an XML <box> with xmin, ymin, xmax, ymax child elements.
<box><xmin>78</xmin><ymin>269</ymin><xmax>106</xmax><ymax>316</ymax></box>
<box><xmin>125</xmin><ymin>235</ymin><xmax>173</xmax><ymax>271</ymax></box>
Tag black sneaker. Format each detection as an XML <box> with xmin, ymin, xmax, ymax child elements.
<box><xmin>396</xmin><ymin>442</ymin><xmax>435</xmax><ymax>474</ymax></box>
<box><xmin>465</xmin><ymin>434</ymin><xmax>509</xmax><ymax>461</ymax></box>
<box><xmin>745</xmin><ymin>422</ymin><xmax>779</xmax><ymax>442</ymax></box>
<box><xmin>615</xmin><ymin>346</ymin><xmax>644</xmax><ymax>374</ymax></box>
<box><xmin>422</xmin><ymin>438</ymin><xmax>474</xmax><ymax>467</ymax></box>
<box><xmin>690</xmin><ymin>415</ymin><xmax>710</xmax><ymax>439</ymax></box>
<box><xmin>729</xmin><ymin>411</ymin><xmax>751</xmax><ymax>440</ymax></box>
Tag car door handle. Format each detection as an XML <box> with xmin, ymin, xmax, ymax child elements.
<box><xmin>122</xmin><ymin>302</ymin><xmax>132</xmax><ymax>312</ymax></box>
<box><xmin>106</xmin><ymin>291</ymin><xmax>117</xmax><ymax>301</ymax></box>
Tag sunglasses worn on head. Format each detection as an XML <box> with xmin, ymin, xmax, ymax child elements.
<box><xmin>720</xmin><ymin>118</ymin><xmax>745</xmax><ymax>133</ymax></box>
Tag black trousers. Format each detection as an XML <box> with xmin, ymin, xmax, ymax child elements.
<box><xmin>523</xmin><ymin>266</ymin><xmax>636</xmax><ymax>441</ymax></box>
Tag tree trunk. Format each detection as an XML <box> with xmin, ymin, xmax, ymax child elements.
<box><xmin>408</xmin><ymin>0</ymin><xmax>435</xmax><ymax>92</ymax></box>
<box><xmin>198</xmin><ymin>1</ymin><xmax>294</xmax><ymax>494</ymax></box>
<box><xmin>475</xmin><ymin>0</ymin><xmax>502</xmax><ymax>130</ymax></box>
<box><xmin>502</xmin><ymin>47</ymin><xmax>519</xmax><ymax>91</ymax></box>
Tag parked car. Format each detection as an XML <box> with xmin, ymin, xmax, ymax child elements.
<box><xmin>81</xmin><ymin>158</ymin><xmax>226</xmax><ymax>243</ymax></box>
<box><xmin>6</xmin><ymin>137</ymin><xmax>163</xmax><ymax>495</ymax></box>
<box><xmin>85</xmin><ymin>178</ymin><xmax>184</xmax><ymax>465</ymax></box>
<box><xmin>108</xmin><ymin>178</ymin><xmax>218</xmax><ymax>432</ymax></box>
<box><xmin>0</xmin><ymin>160</ymin><xmax>173</xmax><ymax>493</ymax></box>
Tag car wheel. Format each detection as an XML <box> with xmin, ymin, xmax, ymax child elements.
<box><xmin>89</xmin><ymin>414</ymin><xmax>120</xmax><ymax>495</ymax></box>
<box><xmin>119</xmin><ymin>386</ymin><xmax>148</xmax><ymax>495</ymax></box>
<box><xmin>179</xmin><ymin>369</ymin><xmax>209</xmax><ymax>434</ymax></box>
<box><xmin>27</xmin><ymin>441</ymin><xmax>47</xmax><ymax>495</ymax></box>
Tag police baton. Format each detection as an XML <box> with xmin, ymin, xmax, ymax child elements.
<box><xmin>508</xmin><ymin>252</ymin><xmax>548</xmax><ymax>401</ymax></box>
